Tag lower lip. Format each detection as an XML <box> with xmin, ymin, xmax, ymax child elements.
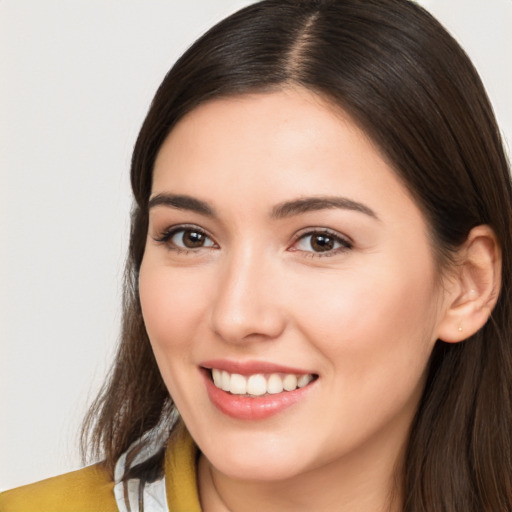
<box><xmin>202</xmin><ymin>370</ymin><xmax>316</xmax><ymax>420</ymax></box>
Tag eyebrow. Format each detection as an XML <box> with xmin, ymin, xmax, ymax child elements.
<box><xmin>148</xmin><ymin>193</ymin><xmax>216</xmax><ymax>216</ymax></box>
<box><xmin>148</xmin><ymin>193</ymin><xmax>378</xmax><ymax>221</ymax></box>
<box><xmin>271</xmin><ymin>196</ymin><xmax>379</xmax><ymax>220</ymax></box>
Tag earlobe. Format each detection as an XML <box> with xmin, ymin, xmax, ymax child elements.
<box><xmin>437</xmin><ymin>225</ymin><xmax>502</xmax><ymax>343</ymax></box>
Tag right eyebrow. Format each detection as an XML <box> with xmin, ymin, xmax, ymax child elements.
<box><xmin>271</xmin><ymin>196</ymin><xmax>379</xmax><ymax>220</ymax></box>
<box><xmin>148</xmin><ymin>193</ymin><xmax>216</xmax><ymax>217</ymax></box>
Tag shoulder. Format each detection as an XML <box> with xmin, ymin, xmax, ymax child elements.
<box><xmin>0</xmin><ymin>463</ymin><xmax>117</xmax><ymax>512</ymax></box>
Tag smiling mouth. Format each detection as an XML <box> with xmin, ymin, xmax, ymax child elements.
<box><xmin>209</xmin><ymin>368</ymin><xmax>318</xmax><ymax>396</ymax></box>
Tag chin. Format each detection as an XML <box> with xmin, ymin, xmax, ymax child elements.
<box><xmin>210</xmin><ymin>454</ymin><xmax>306</xmax><ymax>482</ymax></box>
<box><xmin>201</xmin><ymin>431</ymin><xmax>315</xmax><ymax>482</ymax></box>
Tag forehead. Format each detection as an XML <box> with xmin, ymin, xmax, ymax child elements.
<box><xmin>151</xmin><ymin>88</ymin><xmax>419</xmax><ymax>223</ymax></box>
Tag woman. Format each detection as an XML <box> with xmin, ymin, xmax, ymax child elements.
<box><xmin>1</xmin><ymin>0</ymin><xmax>511</xmax><ymax>510</ymax></box>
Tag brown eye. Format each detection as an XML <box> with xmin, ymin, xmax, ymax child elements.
<box><xmin>293</xmin><ymin>230</ymin><xmax>352</xmax><ymax>255</ymax></box>
<box><xmin>166</xmin><ymin>227</ymin><xmax>216</xmax><ymax>250</ymax></box>
<box><xmin>181</xmin><ymin>229</ymin><xmax>206</xmax><ymax>248</ymax></box>
<box><xmin>310</xmin><ymin>234</ymin><xmax>335</xmax><ymax>252</ymax></box>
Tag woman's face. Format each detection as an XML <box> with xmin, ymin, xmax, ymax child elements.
<box><xmin>139</xmin><ymin>89</ymin><xmax>451</xmax><ymax>482</ymax></box>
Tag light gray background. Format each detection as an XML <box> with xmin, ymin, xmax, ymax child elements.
<box><xmin>1</xmin><ymin>0</ymin><xmax>511</xmax><ymax>491</ymax></box>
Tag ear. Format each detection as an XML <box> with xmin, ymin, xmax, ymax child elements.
<box><xmin>437</xmin><ymin>225</ymin><xmax>502</xmax><ymax>343</ymax></box>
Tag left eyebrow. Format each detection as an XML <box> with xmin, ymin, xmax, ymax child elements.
<box><xmin>148</xmin><ymin>193</ymin><xmax>216</xmax><ymax>217</ymax></box>
<box><xmin>271</xmin><ymin>196</ymin><xmax>379</xmax><ymax>220</ymax></box>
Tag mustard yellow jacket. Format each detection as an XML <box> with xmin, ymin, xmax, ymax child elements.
<box><xmin>0</xmin><ymin>426</ymin><xmax>201</xmax><ymax>512</ymax></box>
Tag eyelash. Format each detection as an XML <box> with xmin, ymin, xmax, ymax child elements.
<box><xmin>153</xmin><ymin>224</ymin><xmax>217</xmax><ymax>254</ymax></box>
<box><xmin>290</xmin><ymin>228</ymin><xmax>353</xmax><ymax>258</ymax></box>
<box><xmin>153</xmin><ymin>225</ymin><xmax>353</xmax><ymax>257</ymax></box>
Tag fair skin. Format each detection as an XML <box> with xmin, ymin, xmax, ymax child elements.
<box><xmin>138</xmin><ymin>88</ymin><xmax>500</xmax><ymax>512</ymax></box>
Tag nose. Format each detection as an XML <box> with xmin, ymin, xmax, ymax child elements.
<box><xmin>209</xmin><ymin>247</ymin><xmax>287</xmax><ymax>344</ymax></box>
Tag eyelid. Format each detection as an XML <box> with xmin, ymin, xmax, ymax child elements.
<box><xmin>152</xmin><ymin>223</ymin><xmax>218</xmax><ymax>250</ymax></box>
<box><xmin>151</xmin><ymin>223</ymin><xmax>352</xmax><ymax>257</ymax></box>
<box><xmin>289</xmin><ymin>227</ymin><xmax>353</xmax><ymax>256</ymax></box>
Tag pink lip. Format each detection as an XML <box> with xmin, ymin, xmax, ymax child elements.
<box><xmin>200</xmin><ymin>359</ymin><xmax>313</xmax><ymax>376</ymax></box>
<box><xmin>200</xmin><ymin>367</ymin><xmax>317</xmax><ymax>421</ymax></box>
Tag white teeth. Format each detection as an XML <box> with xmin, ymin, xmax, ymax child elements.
<box><xmin>283</xmin><ymin>374</ymin><xmax>298</xmax><ymax>391</ymax></box>
<box><xmin>230</xmin><ymin>373</ymin><xmax>247</xmax><ymax>395</ymax></box>
<box><xmin>210</xmin><ymin>369</ymin><xmax>315</xmax><ymax>395</ymax></box>
<box><xmin>297</xmin><ymin>374</ymin><xmax>313</xmax><ymax>388</ymax></box>
<box><xmin>212</xmin><ymin>368</ymin><xmax>222</xmax><ymax>387</ymax></box>
<box><xmin>221</xmin><ymin>371</ymin><xmax>231</xmax><ymax>391</ymax></box>
<box><xmin>247</xmin><ymin>374</ymin><xmax>267</xmax><ymax>396</ymax></box>
<box><xmin>267</xmin><ymin>374</ymin><xmax>284</xmax><ymax>394</ymax></box>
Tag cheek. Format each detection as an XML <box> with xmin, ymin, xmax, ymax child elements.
<box><xmin>138</xmin><ymin>260</ymin><xmax>208</xmax><ymax>358</ymax></box>
<box><xmin>288</xmin><ymin>256</ymin><xmax>440</xmax><ymax>381</ymax></box>
<box><xmin>138</xmin><ymin>260</ymin><xmax>215</xmax><ymax>415</ymax></box>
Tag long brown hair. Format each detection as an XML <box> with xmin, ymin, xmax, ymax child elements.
<box><xmin>82</xmin><ymin>1</ymin><xmax>512</xmax><ymax>509</ymax></box>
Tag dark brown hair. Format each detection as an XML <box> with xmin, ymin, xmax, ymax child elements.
<box><xmin>82</xmin><ymin>0</ymin><xmax>512</xmax><ymax>509</ymax></box>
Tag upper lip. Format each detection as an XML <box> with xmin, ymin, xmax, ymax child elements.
<box><xmin>200</xmin><ymin>359</ymin><xmax>315</xmax><ymax>376</ymax></box>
